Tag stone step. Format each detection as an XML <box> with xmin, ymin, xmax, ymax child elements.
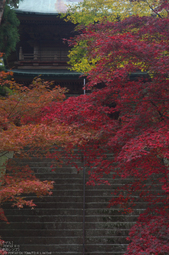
<box><xmin>3</xmin><ymin>151</ymin><xmax>163</xmax><ymax>255</ymax></box>
<box><xmin>3</xmin><ymin>207</ymin><xmax>145</xmax><ymax>216</ymax></box>
<box><xmin>0</xmin><ymin>229</ymin><xmax>129</xmax><ymax>238</ymax></box>
<box><xmin>2</xmin><ymin>214</ymin><xmax>138</xmax><ymax>223</ymax></box>
<box><xmin>0</xmin><ymin>236</ymin><xmax>129</xmax><ymax>245</ymax></box>
<box><xmin>17</xmin><ymin>244</ymin><xmax>127</xmax><ymax>253</ymax></box>
<box><xmin>0</xmin><ymin>221</ymin><xmax>136</xmax><ymax>229</ymax></box>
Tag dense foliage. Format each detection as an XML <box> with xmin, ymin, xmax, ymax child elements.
<box><xmin>65</xmin><ymin>0</ymin><xmax>169</xmax><ymax>26</ymax></box>
<box><xmin>0</xmin><ymin>70</ymin><xmax>94</xmax><ymax>253</ymax></box>
<box><xmin>0</xmin><ymin>72</ymin><xmax>79</xmax><ymax>254</ymax></box>
<box><xmin>0</xmin><ymin>4</ymin><xmax>19</xmax><ymax>58</ymax></box>
<box><xmin>64</xmin><ymin>0</ymin><xmax>169</xmax><ymax>73</ymax></box>
<box><xmin>55</xmin><ymin>1</ymin><xmax>169</xmax><ymax>253</ymax></box>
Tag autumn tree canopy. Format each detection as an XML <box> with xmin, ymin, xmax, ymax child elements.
<box><xmin>65</xmin><ymin>0</ymin><xmax>169</xmax><ymax>25</ymax></box>
<box><xmin>49</xmin><ymin>1</ymin><xmax>169</xmax><ymax>253</ymax></box>
<box><xmin>0</xmin><ymin>73</ymin><xmax>82</xmax><ymax>228</ymax></box>
<box><xmin>64</xmin><ymin>0</ymin><xmax>169</xmax><ymax>73</ymax></box>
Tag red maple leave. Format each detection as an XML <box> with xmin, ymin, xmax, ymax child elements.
<box><xmin>44</xmin><ymin>9</ymin><xmax>169</xmax><ymax>254</ymax></box>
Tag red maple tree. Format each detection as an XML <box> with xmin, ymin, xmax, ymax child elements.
<box><xmin>42</xmin><ymin>10</ymin><xmax>169</xmax><ymax>255</ymax></box>
<box><xmin>0</xmin><ymin>72</ymin><xmax>80</xmax><ymax>209</ymax></box>
<box><xmin>0</xmin><ymin>72</ymin><xmax>77</xmax><ymax>253</ymax></box>
<box><xmin>0</xmin><ymin>66</ymin><xmax>98</xmax><ymax>254</ymax></box>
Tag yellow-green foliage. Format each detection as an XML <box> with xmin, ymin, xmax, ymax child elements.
<box><xmin>67</xmin><ymin>39</ymin><xmax>99</xmax><ymax>73</ymax></box>
<box><xmin>64</xmin><ymin>0</ymin><xmax>167</xmax><ymax>26</ymax></box>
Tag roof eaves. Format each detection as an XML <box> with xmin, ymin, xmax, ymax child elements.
<box><xmin>10</xmin><ymin>69</ymin><xmax>83</xmax><ymax>78</ymax></box>
<box><xmin>15</xmin><ymin>9</ymin><xmax>60</xmax><ymax>16</ymax></box>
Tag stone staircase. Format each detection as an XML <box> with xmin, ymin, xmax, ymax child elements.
<box><xmin>0</xmin><ymin>152</ymin><xmax>156</xmax><ymax>255</ymax></box>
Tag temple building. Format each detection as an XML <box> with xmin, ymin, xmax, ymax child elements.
<box><xmin>8</xmin><ymin>0</ymin><xmax>84</xmax><ymax>95</ymax></box>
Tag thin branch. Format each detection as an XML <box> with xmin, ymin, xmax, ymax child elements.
<box><xmin>144</xmin><ymin>0</ymin><xmax>162</xmax><ymax>18</ymax></box>
<box><xmin>7</xmin><ymin>96</ymin><xmax>22</xmax><ymax>119</ymax></box>
<box><xmin>150</xmin><ymin>100</ymin><xmax>169</xmax><ymax>120</ymax></box>
<box><xmin>0</xmin><ymin>151</ymin><xmax>9</xmax><ymax>158</ymax></box>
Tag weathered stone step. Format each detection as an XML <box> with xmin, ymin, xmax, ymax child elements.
<box><xmin>16</xmin><ymin>190</ymin><xmax>113</xmax><ymax>197</ymax></box>
<box><xmin>0</xmin><ymin>229</ymin><xmax>129</xmax><ymax>238</ymax></box>
<box><xmin>0</xmin><ymin>237</ymin><xmax>128</xmax><ymax>245</ymax></box>
<box><xmin>34</xmin><ymin>167</ymin><xmax>81</xmax><ymax>174</ymax></box>
<box><xmin>2</xmin><ymin>237</ymin><xmax>83</xmax><ymax>245</ymax></box>
<box><xmin>2</xmin><ymin>202</ymin><xmax>151</xmax><ymax>211</ymax></box>
<box><xmin>5</xmin><ymin>196</ymin><xmax>153</xmax><ymax>209</ymax></box>
<box><xmin>84</xmin><ymin>244</ymin><xmax>128</xmax><ymax>252</ymax></box>
<box><xmin>18</xmin><ymin>243</ymin><xmax>127</xmax><ymax>252</ymax></box>
<box><xmin>47</xmin><ymin>193</ymin><xmax>163</xmax><ymax>199</ymax></box>
<box><xmin>0</xmin><ymin>221</ymin><xmax>82</xmax><ymax>230</ymax></box>
<box><xmin>0</xmin><ymin>236</ymin><xmax>129</xmax><ymax>245</ymax></box>
<box><xmin>14</xmin><ymin>195</ymin><xmax>109</xmax><ymax>200</ymax></box>
<box><xmin>86</xmin><ymin>237</ymin><xmax>129</xmax><ymax>244</ymax></box>
<box><xmin>10</xmin><ymin>189</ymin><xmax>158</xmax><ymax>198</ymax></box>
<box><xmin>37</xmin><ymin>177</ymin><xmax>162</xmax><ymax>185</ymax></box>
<box><xmin>1</xmin><ymin>229</ymin><xmax>83</xmax><ymax>238</ymax></box>
<box><xmin>3</xmin><ymin>204</ymin><xmax>118</xmax><ymax>211</ymax></box>
<box><xmin>1</xmin><ymin>215</ymin><xmax>137</xmax><ymax>224</ymax></box>
<box><xmin>17</xmin><ymin>244</ymin><xmax>83</xmax><ymax>253</ymax></box>
<box><xmin>3</xmin><ymin>207</ymin><xmax>145</xmax><ymax>216</ymax></box>
<box><xmin>0</xmin><ymin>221</ymin><xmax>135</xmax><ymax>229</ymax></box>
<box><xmin>15</xmin><ymin>201</ymin><xmax>153</xmax><ymax>208</ymax></box>
<box><xmin>51</xmin><ymin>183</ymin><xmax>125</xmax><ymax>189</ymax></box>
